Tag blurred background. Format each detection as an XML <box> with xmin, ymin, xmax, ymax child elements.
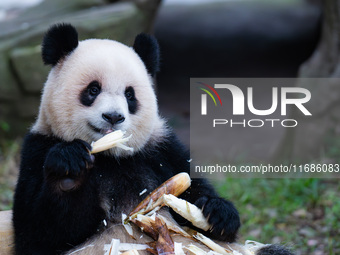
<box><xmin>0</xmin><ymin>0</ymin><xmax>339</xmax><ymax>254</ymax></box>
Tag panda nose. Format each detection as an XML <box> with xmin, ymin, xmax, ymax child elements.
<box><xmin>102</xmin><ymin>112</ymin><xmax>125</xmax><ymax>125</ymax></box>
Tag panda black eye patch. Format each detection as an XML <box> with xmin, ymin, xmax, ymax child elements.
<box><xmin>80</xmin><ymin>81</ymin><xmax>101</xmax><ymax>107</ymax></box>
<box><xmin>125</xmin><ymin>86</ymin><xmax>138</xmax><ymax>114</ymax></box>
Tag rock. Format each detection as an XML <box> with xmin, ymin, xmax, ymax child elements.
<box><xmin>0</xmin><ymin>0</ymin><xmax>107</xmax><ymax>38</ymax></box>
<box><xmin>15</xmin><ymin>95</ymin><xmax>41</xmax><ymax>119</ymax></box>
<box><xmin>10</xmin><ymin>46</ymin><xmax>50</xmax><ymax>93</ymax></box>
<box><xmin>0</xmin><ymin>53</ymin><xmax>20</xmax><ymax>100</ymax></box>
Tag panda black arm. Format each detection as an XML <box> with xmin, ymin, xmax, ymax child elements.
<box><xmin>157</xmin><ymin>133</ymin><xmax>240</xmax><ymax>242</ymax></box>
<box><xmin>13</xmin><ymin>133</ymin><xmax>104</xmax><ymax>254</ymax></box>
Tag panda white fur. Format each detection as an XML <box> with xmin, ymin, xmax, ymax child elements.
<box><xmin>12</xmin><ymin>24</ymin><xmax>293</xmax><ymax>255</ymax></box>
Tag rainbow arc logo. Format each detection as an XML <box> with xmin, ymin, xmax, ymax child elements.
<box><xmin>198</xmin><ymin>82</ymin><xmax>222</xmax><ymax>115</ymax></box>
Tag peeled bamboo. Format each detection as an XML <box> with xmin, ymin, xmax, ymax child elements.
<box><xmin>163</xmin><ymin>194</ymin><xmax>211</xmax><ymax>231</ymax></box>
<box><xmin>91</xmin><ymin>130</ymin><xmax>133</xmax><ymax>154</ymax></box>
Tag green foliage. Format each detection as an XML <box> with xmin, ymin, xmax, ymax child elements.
<box><xmin>214</xmin><ymin>178</ymin><xmax>340</xmax><ymax>254</ymax></box>
<box><xmin>324</xmin><ymin>132</ymin><xmax>340</xmax><ymax>160</ymax></box>
<box><xmin>0</xmin><ymin>139</ymin><xmax>20</xmax><ymax>211</ymax></box>
<box><xmin>0</xmin><ymin>120</ymin><xmax>10</xmax><ymax>132</ymax></box>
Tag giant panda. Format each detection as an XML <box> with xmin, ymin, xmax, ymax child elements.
<box><xmin>12</xmin><ymin>24</ymin><xmax>293</xmax><ymax>255</ymax></box>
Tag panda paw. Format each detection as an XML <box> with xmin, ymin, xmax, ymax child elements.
<box><xmin>44</xmin><ymin>139</ymin><xmax>94</xmax><ymax>181</ymax></box>
<box><xmin>195</xmin><ymin>196</ymin><xmax>240</xmax><ymax>242</ymax></box>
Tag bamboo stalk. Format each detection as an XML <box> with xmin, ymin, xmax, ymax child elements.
<box><xmin>128</xmin><ymin>173</ymin><xmax>191</xmax><ymax>221</ymax></box>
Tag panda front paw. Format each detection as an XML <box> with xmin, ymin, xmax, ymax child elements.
<box><xmin>195</xmin><ymin>196</ymin><xmax>240</xmax><ymax>242</ymax></box>
<box><xmin>44</xmin><ymin>139</ymin><xmax>94</xmax><ymax>190</ymax></box>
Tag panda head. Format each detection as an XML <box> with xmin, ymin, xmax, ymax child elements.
<box><xmin>32</xmin><ymin>23</ymin><xmax>167</xmax><ymax>156</ymax></box>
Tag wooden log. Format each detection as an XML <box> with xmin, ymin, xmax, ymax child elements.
<box><xmin>0</xmin><ymin>210</ymin><xmax>14</xmax><ymax>255</ymax></box>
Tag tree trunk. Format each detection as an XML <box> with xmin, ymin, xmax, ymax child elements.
<box><xmin>279</xmin><ymin>0</ymin><xmax>340</xmax><ymax>161</ymax></box>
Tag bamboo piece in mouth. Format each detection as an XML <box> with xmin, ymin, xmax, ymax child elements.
<box><xmin>90</xmin><ymin>130</ymin><xmax>133</xmax><ymax>154</ymax></box>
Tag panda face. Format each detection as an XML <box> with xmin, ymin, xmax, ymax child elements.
<box><xmin>33</xmin><ymin>30</ymin><xmax>167</xmax><ymax>156</ymax></box>
<box><xmin>65</xmin><ymin>39</ymin><xmax>149</xmax><ymax>140</ymax></box>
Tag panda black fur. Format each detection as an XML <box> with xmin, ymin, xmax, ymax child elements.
<box><xmin>13</xmin><ymin>24</ymin><xmax>293</xmax><ymax>255</ymax></box>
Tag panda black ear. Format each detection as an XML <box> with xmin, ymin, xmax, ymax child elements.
<box><xmin>133</xmin><ymin>33</ymin><xmax>160</xmax><ymax>77</ymax></box>
<box><xmin>42</xmin><ymin>23</ymin><xmax>79</xmax><ymax>66</ymax></box>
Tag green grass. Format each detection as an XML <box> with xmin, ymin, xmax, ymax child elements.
<box><xmin>214</xmin><ymin>178</ymin><xmax>340</xmax><ymax>254</ymax></box>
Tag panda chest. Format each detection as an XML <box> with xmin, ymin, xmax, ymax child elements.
<box><xmin>94</xmin><ymin>158</ymin><xmax>161</xmax><ymax>222</ymax></box>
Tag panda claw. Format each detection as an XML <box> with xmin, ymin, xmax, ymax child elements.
<box><xmin>195</xmin><ymin>196</ymin><xmax>240</xmax><ymax>242</ymax></box>
<box><xmin>90</xmin><ymin>155</ymin><xmax>95</xmax><ymax>163</ymax></box>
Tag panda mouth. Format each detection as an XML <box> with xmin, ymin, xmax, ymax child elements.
<box><xmin>88</xmin><ymin>123</ymin><xmax>114</xmax><ymax>135</ymax></box>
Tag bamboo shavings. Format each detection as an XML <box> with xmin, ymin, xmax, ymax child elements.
<box><xmin>133</xmin><ymin>214</ymin><xmax>158</xmax><ymax>240</ymax></box>
<box><xmin>183</xmin><ymin>244</ymin><xmax>208</xmax><ymax>255</ymax></box>
<box><xmin>91</xmin><ymin>130</ymin><xmax>133</xmax><ymax>154</ymax></box>
<box><xmin>225</xmin><ymin>245</ymin><xmax>244</xmax><ymax>255</ymax></box>
<box><xmin>156</xmin><ymin>214</ymin><xmax>191</xmax><ymax>238</ymax></box>
<box><xmin>243</xmin><ymin>240</ymin><xmax>269</xmax><ymax>254</ymax></box>
<box><xmin>174</xmin><ymin>242</ymin><xmax>185</xmax><ymax>255</ymax></box>
<box><xmin>115</xmin><ymin>173</ymin><xmax>284</xmax><ymax>255</ymax></box>
<box><xmin>134</xmin><ymin>213</ymin><xmax>191</xmax><ymax>239</ymax></box>
<box><xmin>122</xmin><ymin>213</ymin><xmax>134</xmax><ymax>238</ymax></box>
<box><xmin>139</xmin><ymin>189</ymin><xmax>147</xmax><ymax>196</ymax></box>
<box><xmin>207</xmin><ymin>252</ymin><xmax>225</xmax><ymax>255</ymax></box>
<box><xmin>104</xmin><ymin>239</ymin><xmax>149</xmax><ymax>255</ymax></box>
<box><xmin>103</xmin><ymin>239</ymin><xmax>119</xmax><ymax>255</ymax></box>
<box><xmin>154</xmin><ymin>216</ymin><xmax>175</xmax><ymax>255</ymax></box>
<box><xmin>193</xmin><ymin>233</ymin><xmax>231</xmax><ymax>255</ymax></box>
<box><xmin>119</xmin><ymin>243</ymin><xmax>150</xmax><ymax>251</ymax></box>
<box><xmin>121</xmin><ymin>250</ymin><xmax>140</xmax><ymax>255</ymax></box>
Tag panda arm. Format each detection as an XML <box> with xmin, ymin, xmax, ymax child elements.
<box><xmin>13</xmin><ymin>133</ymin><xmax>104</xmax><ymax>254</ymax></box>
<box><xmin>159</xmin><ymin>134</ymin><xmax>241</xmax><ymax>242</ymax></box>
<box><xmin>159</xmin><ymin>133</ymin><xmax>223</xmax><ymax>200</ymax></box>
